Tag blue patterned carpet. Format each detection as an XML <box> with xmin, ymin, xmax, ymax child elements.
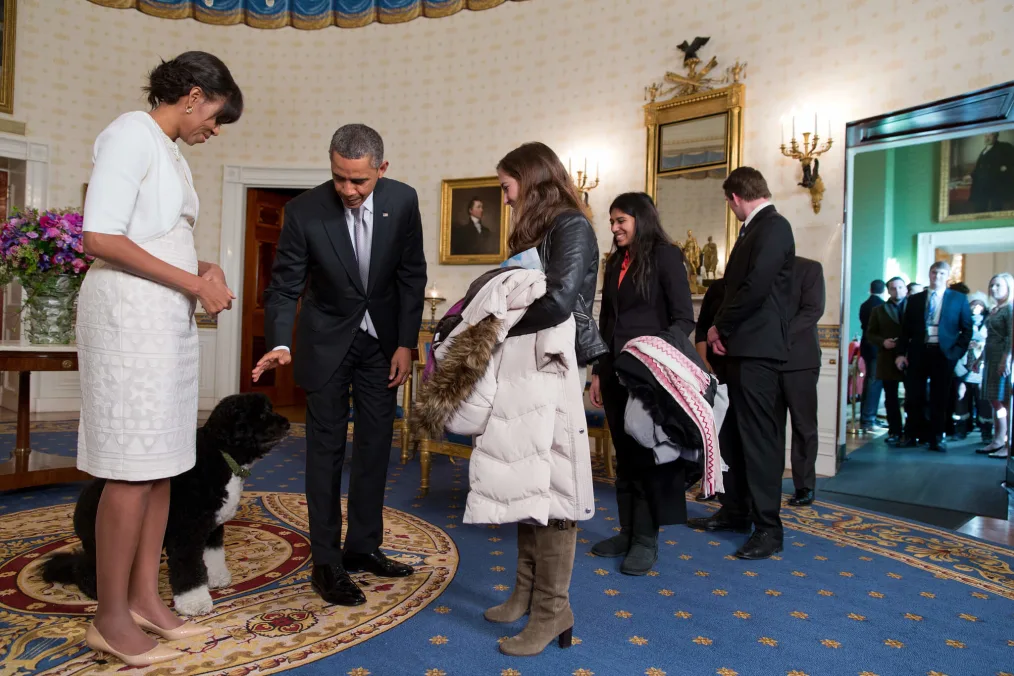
<box><xmin>1</xmin><ymin>423</ymin><xmax>1013</xmax><ymax>676</ymax></box>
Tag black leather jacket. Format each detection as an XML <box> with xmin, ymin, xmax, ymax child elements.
<box><xmin>508</xmin><ymin>211</ymin><xmax>604</xmax><ymax>365</ymax></box>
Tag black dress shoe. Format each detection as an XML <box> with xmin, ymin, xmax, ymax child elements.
<box><xmin>885</xmin><ymin>435</ymin><xmax>901</xmax><ymax>446</ymax></box>
<box><xmin>787</xmin><ymin>489</ymin><xmax>814</xmax><ymax>506</ymax></box>
<box><xmin>735</xmin><ymin>531</ymin><xmax>783</xmax><ymax>560</ymax></box>
<box><xmin>343</xmin><ymin>549</ymin><xmax>414</xmax><ymax>578</ymax></box>
<box><xmin>695</xmin><ymin>492</ymin><xmax>718</xmax><ymax>502</ymax></box>
<box><xmin>686</xmin><ymin>511</ymin><xmax>752</xmax><ymax>533</ymax></box>
<box><xmin>311</xmin><ymin>564</ymin><xmax>366</xmax><ymax>606</ymax></box>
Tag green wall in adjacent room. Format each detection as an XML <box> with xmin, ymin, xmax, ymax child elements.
<box><xmin>848</xmin><ymin>141</ymin><xmax>1014</xmax><ymax>343</ymax></box>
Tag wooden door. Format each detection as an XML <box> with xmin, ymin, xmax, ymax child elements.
<box><xmin>240</xmin><ymin>188</ymin><xmax>305</xmax><ymax>407</ymax></box>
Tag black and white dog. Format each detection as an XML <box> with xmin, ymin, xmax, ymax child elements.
<box><xmin>42</xmin><ymin>393</ymin><xmax>291</xmax><ymax>616</ymax></box>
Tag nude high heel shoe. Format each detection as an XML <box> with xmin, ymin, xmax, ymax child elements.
<box><xmin>130</xmin><ymin>610</ymin><xmax>210</xmax><ymax>640</ymax></box>
<box><xmin>85</xmin><ymin>623</ymin><xmax>182</xmax><ymax>666</ymax></box>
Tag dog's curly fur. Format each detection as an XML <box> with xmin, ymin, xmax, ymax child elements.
<box><xmin>411</xmin><ymin>316</ymin><xmax>501</xmax><ymax>440</ymax></box>
<box><xmin>40</xmin><ymin>393</ymin><xmax>290</xmax><ymax>616</ymax></box>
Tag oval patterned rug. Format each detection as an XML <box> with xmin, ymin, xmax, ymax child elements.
<box><xmin>0</xmin><ymin>491</ymin><xmax>458</xmax><ymax>675</ymax></box>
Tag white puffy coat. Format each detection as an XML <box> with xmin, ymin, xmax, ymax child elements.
<box><xmin>425</xmin><ymin>269</ymin><xmax>595</xmax><ymax>526</ymax></box>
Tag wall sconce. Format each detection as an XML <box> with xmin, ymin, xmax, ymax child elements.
<box><xmin>780</xmin><ymin>115</ymin><xmax>833</xmax><ymax>213</ymax></box>
<box><xmin>568</xmin><ymin>157</ymin><xmax>600</xmax><ymax>205</ymax></box>
<box><xmin>425</xmin><ymin>286</ymin><xmax>445</xmax><ymax>325</ymax></box>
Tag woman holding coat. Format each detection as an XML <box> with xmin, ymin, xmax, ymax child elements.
<box><xmin>588</xmin><ymin>192</ymin><xmax>695</xmax><ymax>575</ymax></box>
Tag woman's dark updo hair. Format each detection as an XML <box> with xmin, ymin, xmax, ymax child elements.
<box><xmin>144</xmin><ymin>51</ymin><xmax>243</xmax><ymax>125</ymax></box>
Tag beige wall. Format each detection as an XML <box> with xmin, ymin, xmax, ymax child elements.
<box><xmin>964</xmin><ymin>251</ymin><xmax>1014</xmax><ymax>298</ymax></box>
<box><xmin>5</xmin><ymin>0</ymin><xmax>1014</xmax><ymax>323</ymax></box>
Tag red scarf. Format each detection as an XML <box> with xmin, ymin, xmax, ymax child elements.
<box><xmin>618</xmin><ymin>251</ymin><xmax>631</xmax><ymax>288</ymax></box>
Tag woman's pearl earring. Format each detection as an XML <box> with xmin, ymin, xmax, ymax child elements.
<box><xmin>185</xmin><ymin>105</ymin><xmax>193</xmax><ymax>114</ymax></box>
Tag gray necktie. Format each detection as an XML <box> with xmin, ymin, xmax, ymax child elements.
<box><xmin>354</xmin><ymin>206</ymin><xmax>370</xmax><ymax>289</ymax></box>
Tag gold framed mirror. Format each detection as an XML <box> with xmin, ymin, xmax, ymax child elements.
<box><xmin>0</xmin><ymin>0</ymin><xmax>16</xmax><ymax>115</ymax></box>
<box><xmin>644</xmin><ymin>81</ymin><xmax>745</xmax><ymax>293</ymax></box>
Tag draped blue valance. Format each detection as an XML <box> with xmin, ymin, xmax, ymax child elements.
<box><xmin>88</xmin><ymin>0</ymin><xmax>526</xmax><ymax>30</ymax></box>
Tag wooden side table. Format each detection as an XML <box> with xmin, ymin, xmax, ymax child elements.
<box><xmin>0</xmin><ymin>341</ymin><xmax>89</xmax><ymax>491</ymax></box>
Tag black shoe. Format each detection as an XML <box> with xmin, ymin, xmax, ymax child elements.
<box><xmin>787</xmin><ymin>489</ymin><xmax>814</xmax><ymax>506</ymax></box>
<box><xmin>885</xmin><ymin>434</ymin><xmax>902</xmax><ymax>446</ymax></box>
<box><xmin>620</xmin><ymin>536</ymin><xmax>658</xmax><ymax>576</ymax></box>
<box><xmin>928</xmin><ymin>441</ymin><xmax>947</xmax><ymax>452</ymax></box>
<box><xmin>900</xmin><ymin>436</ymin><xmax>919</xmax><ymax>448</ymax></box>
<box><xmin>343</xmin><ymin>549</ymin><xmax>414</xmax><ymax>578</ymax></box>
<box><xmin>735</xmin><ymin>531</ymin><xmax>783</xmax><ymax>560</ymax></box>
<box><xmin>686</xmin><ymin>511</ymin><xmax>752</xmax><ymax>533</ymax></box>
<box><xmin>696</xmin><ymin>492</ymin><xmax>718</xmax><ymax>502</ymax></box>
<box><xmin>311</xmin><ymin>564</ymin><xmax>366</xmax><ymax>606</ymax></box>
<box><xmin>590</xmin><ymin>531</ymin><xmax>631</xmax><ymax>558</ymax></box>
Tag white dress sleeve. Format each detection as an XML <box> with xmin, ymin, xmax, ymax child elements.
<box><xmin>83</xmin><ymin>117</ymin><xmax>154</xmax><ymax>237</ymax></box>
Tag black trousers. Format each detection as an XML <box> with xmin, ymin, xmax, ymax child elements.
<box><xmin>882</xmin><ymin>379</ymin><xmax>903</xmax><ymax>437</ymax></box>
<box><xmin>906</xmin><ymin>346</ymin><xmax>957</xmax><ymax>444</ymax></box>
<box><xmin>781</xmin><ymin>368</ymin><xmax>819</xmax><ymax>492</ymax></box>
<box><xmin>718</xmin><ymin>358</ymin><xmax>786</xmax><ymax>537</ymax></box>
<box><xmin>599</xmin><ymin>367</ymin><xmax>686</xmax><ymax>526</ymax></box>
<box><xmin>305</xmin><ymin>330</ymin><xmax>397</xmax><ymax>565</ymax></box>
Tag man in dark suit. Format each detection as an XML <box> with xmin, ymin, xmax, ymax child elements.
<box><xmin>969</xmin><ymin>132</ymin><xmax>1014</xmax><ymax>213</ymax></box>
<box><xmin>858</xmin><ymin>279</ymin><xmax>886</xmax><ymax>431</ymax></box>
<box><xmin>895</xmin><ymin>261</ymin><xmax>973</xmax><ymax>452</ymax></box>
<box><xmin>864</xmin><ymin>276</ymin><xmax>908</xmax><ymax>445</ymax></box>
<box><xmin>451</xmin><ymin>198</ymin><xmax>499</xmax><ymax>256</ymax></box>
<box><xmin>780</xmin><ymin>257</ymin><xmax>825</xmax><ymax>507</ymax></box>
<box><xmin>689</xmin><ymin>166</ymin><xmax>795</xmax><ymax>560</ymax></box>
<box><xmin>254</xmin><ymin>124</ymin><xmax>427</xmax><ymax>606</ymax></box>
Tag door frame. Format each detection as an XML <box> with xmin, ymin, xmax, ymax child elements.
<box><xmin>838</xmin><ymin>80</ymin><xmax>1014</xmax><ymax>476</ymax></box>
<box><xmin>215</xmin><ymin>165</ymin><xmax>329</xmax><ymax>402</ymax></box>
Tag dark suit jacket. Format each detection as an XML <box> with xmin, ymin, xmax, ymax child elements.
<box><xmin>897</xmin><ymin>288</ymin><xmax>973</xmax><ymax>363</ymax></box>
<box><xmin>451</xmin><ymin>219</ymin><xmax>499</xmax><ymax>256</ymax></box>
<box><xmin>263</xmin><ymin>178</ymin><xmax>427</xmax><ymax>392</ymax></box>
<box><xmin>695</xmin><ymin>278</ymin><xmax>726</xmax><ymax>382</ymax></box>
<box><xmin>865</xmin><ymin>299</ymin><xmax>906</xmax><ymax>381</ymax></box>
<box><xmin>594</xmin><ymin>244</ymin><xmax>695</xmax><ymax>373</ymax></box>
<box><xmin>859</xmin><ymin>294</ymin><xmax>884</xmax><ymax>336</ymax></box>
<box><xmin>781</xmin><ymin>256</ymin><xmax>825</xmax><ymax>371</ymax></box>
<box><xmin>712</xmin><ymin>204</ymin><xmax>796</xmax><ymax>360</ymax></box>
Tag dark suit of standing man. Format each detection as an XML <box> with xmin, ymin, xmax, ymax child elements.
<box><xmin>858</xmin><ymin>281</ymin><xmax>886</xmax><ymax>430</ymax></box>
<box><xmin>254</xmin><ymin>124</ymin><xmax>427</xmax><ymax>606</ymax></box>
<box><xmin>780</xmin><ymin>257</ymin><xmax>825</xmax><ymax>507</ymax></box>
<box><xmin>688</xmin><ymin>166</ymin><xmax>795</xmax><ymax>561</ymax></box>
<box><xmin>895</xmin><ymin>261</ymin><xmax>973</xmax><ymax>452</ymax></box>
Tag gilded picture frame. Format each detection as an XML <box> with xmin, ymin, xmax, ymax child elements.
<box><xmin>644</xmin><ymin>83</ymin><xmax>745</xmax><ymax>284</ymax></box>
<box><xmin>0</xmin><ymin>0</ymin><xmax>16</xmax><ymax>116</ymax></box>
<box><xmin>938</xmin><ymin>130</ymin><xmax>1014</xmax><ymax>222</ymax></box>
<box><xmin>439</xmin><ymin>176</ymin><xmax>509</xmax><ymax>265</ymax></box>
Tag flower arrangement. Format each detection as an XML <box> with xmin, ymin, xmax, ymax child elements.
<box><xmin>0</xmin><ymin>207</ymin><xmax>92</xmax><ymax>295</ymax></box>
<box><xmin>0</xmin><ymin>207</ymin><xmax>94</xmax><ymax>343</ymax></box>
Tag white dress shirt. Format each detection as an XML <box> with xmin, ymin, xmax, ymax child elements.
<box><xmin>273</xmin><ymin>192</ymin><xmax>377</xmax><ymax>353</ymax></box>
<box><xmin>471</xmin><ymin>216</ymin><xmax>483</xmax><ymax>233</ymax></box>
<box><xmin>740</xmin><ymin>200</ymin><xmax>772</xmax><ymax>233</ymax></box>
<box><xmin>925</xmin><ymin>287</ymin><xmax>945</xmax><ymax>344</ymax></box>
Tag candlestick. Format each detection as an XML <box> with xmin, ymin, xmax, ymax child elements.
<box><xmin>781</xmin><ymin>124</ymin><xmax>785</xmax><ymax>145</ymax></box>
<box><xmin>814</xmin><ymin>113</ymin><xmax>817</xmax><ymax>135</ymax></box>
<box><xmin>583</xmin><ymin>157</ymin><xmax>587</xmax><ymax>177</ymax></box>
<box><xmin>595</xmin><ymin>161</ymin><xmax>599</xmax><ymax>182</ymax></box>
<box><xmin>792</xmin><ymin>116</ymin><xmax>796</xmax><ymax>138</ymax></box>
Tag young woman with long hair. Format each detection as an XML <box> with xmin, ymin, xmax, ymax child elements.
<box><xmin>980</xmin><ymin>272</ymin><xmax>1014</xmax><ymax>458</ymax></box>
<box><xmin>482</xmin><ymin>141</ymin><xmax>600</xmax><ymax>657</ymax></box>
<box><xmin>588</xmin><ymin>192</ymin><xmax>695</xmax><ymax>574</ymax></box>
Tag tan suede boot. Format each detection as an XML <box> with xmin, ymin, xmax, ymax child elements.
<box><xmin>499</xmin><ymin>519</ymin><xmax>576</xmax><ymax>657</ymax></box>
<box><xmin>484</xmin><ymin>523</ymin><xmax>536</xmax><ymax>623</ymax></box>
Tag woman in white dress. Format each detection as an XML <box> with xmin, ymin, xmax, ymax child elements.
<box><xmin>76</xmin><ymin>51</ymin><xmax>242</xmax><ymax>666</ymax></box>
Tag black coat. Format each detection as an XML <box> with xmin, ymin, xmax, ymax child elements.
<box><xmin>898</xmin><ymin>288</ymin><xmax>974</xmax><ymax>363</ymax></box>
<box><xmin>712</xmin><ymin>204</ymin><xmax>796</xmax><ymax>360</ymax></box>
<box><xmin>780</xmin><ymin>256</ymin><xmax>825</xmax><ymax>371</ymax></box>
<box><xmin>594</xmin><ymin>243</ymin><xmax>695</xmax><ymax>372</ymax></box>
<box><xmin>263</xmin><ymin>178</ymin><xmax>427</xmax><ymax>392</ymax></box>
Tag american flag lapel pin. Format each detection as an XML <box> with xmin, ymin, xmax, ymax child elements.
<box><xmin>382</xmin><ymin>212</ymin><xmax>389</xmax><ymax>217</ymax></box>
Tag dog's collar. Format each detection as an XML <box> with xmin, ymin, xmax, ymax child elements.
<box><xmin>221</xmin><ymin>451</ymin><xmax>250</xmax><ymax>478</ymax></box>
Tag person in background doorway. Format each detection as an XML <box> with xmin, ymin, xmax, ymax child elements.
<box><xmin>895</xmin><ymin>261</ymin><xmax>974</xmax><ymax>452</ymax></box>
<box><xmin>780</xmin><ymin>257</ymin><xmax>825</xmax><ymax>507</ymax></box>
<box><xmin>864</xmin><ymin>277</ymin><xmax>909</xmax><ymax>445</ymax></box>
<box><xmin>859</xmin><ymin>279</ymin><xmax>886</xmax><ymax>432</ymax></box>
<box><xmin>955</xmin><ymin>294</ymin><xmax>988</xmax><ymax>442</ymax></box>
<box><xmin>979</xmin><ymin>273</ymin><xmax>1013</xmax><ymax>458</ymax></box>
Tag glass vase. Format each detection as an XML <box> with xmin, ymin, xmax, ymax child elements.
<box><xmin>24</xmin><ymin>275</ymin><xmax>80</xmax><ymax>345</ymax></box>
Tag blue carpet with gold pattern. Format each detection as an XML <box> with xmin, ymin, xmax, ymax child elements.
<box><xmin>1</xmin><ymin>422</ymin><xmax>1013</xmax><ymax>676</ymax></box>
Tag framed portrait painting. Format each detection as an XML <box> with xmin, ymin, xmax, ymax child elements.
<box><xmin>939</xmin><ymin>130</ymin><xmax>1014</xmax><ymax>222</ymax></box>
<box><xmin>0</xmin><ymin>0</ymin><xmax>16</xmax><ymax>115</ymax></box>
<box><xmin>439</xmin><ymin>177</ymin><xmax>509</xmax><ymax>265</ymax></box>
